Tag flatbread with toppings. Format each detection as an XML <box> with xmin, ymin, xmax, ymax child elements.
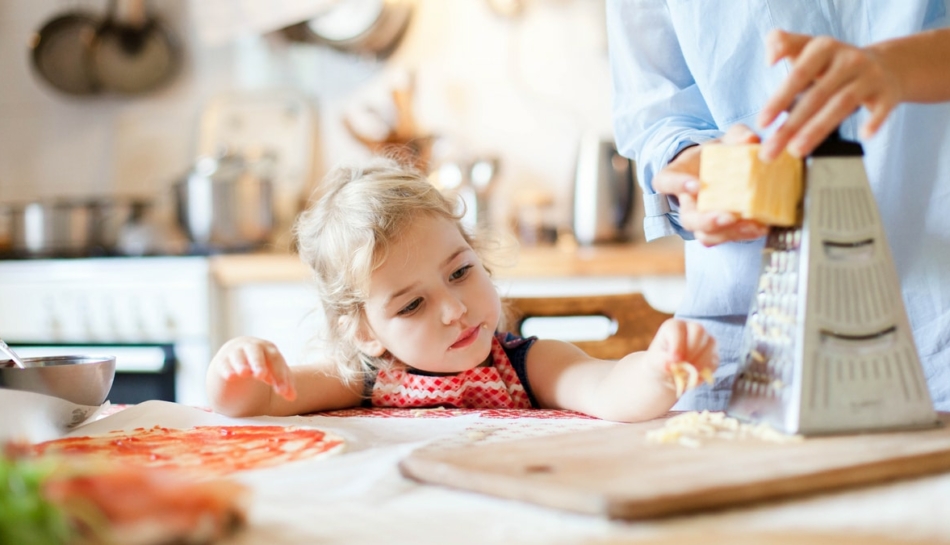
<box><xmin>1</xmin><ymin>451</ymin><xmax>249</xmax><ymax>545</ymax></box>
<box><xmin>33</xmin><ymin>425</ymin><xmax>345</xmax><ymax>477</ymax></box>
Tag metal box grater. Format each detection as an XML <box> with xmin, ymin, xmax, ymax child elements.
<box><xmin>726</xmin><ymin>135</ymin><xmax>938</xmax><ymax>435</ymax></box>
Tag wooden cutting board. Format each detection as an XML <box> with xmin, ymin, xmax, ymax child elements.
<box><xmin>399</xmin><ymin>412</ymin><xmax>950</xmax><ymax>520</ymax></box>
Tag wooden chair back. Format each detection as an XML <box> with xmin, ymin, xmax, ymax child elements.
<box><xmin>503</xmin><ymin>292</ymin><xmax>672</xmax><ymax>360</ymax></box>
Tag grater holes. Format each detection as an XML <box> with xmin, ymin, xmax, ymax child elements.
<box><xmin>814</xmin><ymin>186</ymin><xmax>879</xmax><ymax>237</ymax></box>
<box><xmin>814</xmin><ymin>261</ymin><xmax>894</xmax><ymax>329</ymax></box>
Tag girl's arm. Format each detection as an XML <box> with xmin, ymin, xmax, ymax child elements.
<box><xmin>524</xmin><ymin>320</ymin><xmax>718</xmax><ymax>422</ymax></box>
<box><xmin>206</xmin><ymin>337</ymin><xmax>362</xmax><ymax>417</ymax></box>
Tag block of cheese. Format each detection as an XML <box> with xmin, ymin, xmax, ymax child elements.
<box><xmin>697</xmin><ymin>143</ymin><xmax>804</xmax><ymax>226</ymax></box>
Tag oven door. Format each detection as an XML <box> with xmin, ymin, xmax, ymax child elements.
<box><xmin>9</xmin><ymin>343</ymin><xmax>176</xmax><ymax>404</ymax></box>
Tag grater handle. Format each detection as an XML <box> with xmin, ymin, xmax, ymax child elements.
<box><xmin>809</xmin><ymin>128</ymin><xmax>863</xmax><ymax>157</ymax></box>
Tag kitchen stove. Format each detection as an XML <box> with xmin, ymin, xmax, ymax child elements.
<box><xmin>0</xmin><ymin>256</ymin><xmax>213</xmax><ymax>406</ymax></box>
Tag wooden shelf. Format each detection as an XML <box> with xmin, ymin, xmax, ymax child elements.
<box><xmin>210</xmin><ymin>239</ymin><xmax>684</xmax><ymax>288</ymax></box>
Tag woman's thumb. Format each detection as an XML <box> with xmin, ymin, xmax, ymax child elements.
<box><xmin>721</xmin><ymin>124</ymin><xmax>761</xmax><ymax>145</ymax></box>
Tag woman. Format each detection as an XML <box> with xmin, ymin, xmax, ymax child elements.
<box><xmin>606</xmin><ymin>1</ymin><xmax>950</xmax><ymax>410</ymax></box>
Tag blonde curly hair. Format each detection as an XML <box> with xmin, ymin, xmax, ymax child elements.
<box><xmin>293</xmin><ymin>157</ymin><xmax>501</xmax><ymax>385</ymax></box>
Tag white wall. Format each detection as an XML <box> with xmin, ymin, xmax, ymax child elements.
<box><xmin>0</xmin><ymin>0</ymin><xmax>614</xmax><ymax>240</ymax></box>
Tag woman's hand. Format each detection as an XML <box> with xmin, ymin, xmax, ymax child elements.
<box><xmin>208</xmin><ymin>337</ymin><xmax>297</xmax><ymax>401</ymax></box>
<box><xmin>648</xmin><ymin>318</ymin><xmax>719</xmax><ymax>387</ymax></box>
<box><xmin>652</xmin><ymin>124</ymin><xmax>769</xmax><ymax>246</ymax></box>
<box><xmin>758</xmin><ymin>29</ymin><xmax>902</xmax><ymax>161</ymax></box>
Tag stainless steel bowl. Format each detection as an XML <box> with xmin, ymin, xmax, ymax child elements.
<box><xmin>0</xmin><ymin>355</ymin><xmax>116</xmax><ymax>406</ymax></box>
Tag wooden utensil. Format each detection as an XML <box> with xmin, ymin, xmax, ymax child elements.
<box><xmin>400</xmin><ymin>412</ymin><xmax>950</xmax><ymax>520</ymax></box>
<box><xmin>344</xmin><ymin>73</ymin><xmax>434</xmax><ymax>173</ymax></box>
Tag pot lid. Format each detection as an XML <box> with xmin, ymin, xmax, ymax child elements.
<box><xmin>306</xmin><ymin>0</ymin><xmax>384</xmax><ymax>42</ymax></box>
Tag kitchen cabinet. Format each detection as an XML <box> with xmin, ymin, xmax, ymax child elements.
<box><xmin>210</xmin><ymin>240</ymin><xmax>686</xmax><ymax>363</ymax></box>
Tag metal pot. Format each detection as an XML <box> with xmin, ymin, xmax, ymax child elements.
<box><xmin>7</xmin><ymin>199</ymin><xmax>99</xmax><ymax>257</ymax></box>
<box><xmin>572</xmin><ymin>135</ymin><xmax>637</xmax><ymax>245</ymax></box>
<box><xmin>2</xmin><ymin>196</ymin><xmax>154</xmax><ymax>257</ymax></box>
<box><xmin>281</xmin><ymin>0</ymin><xmax>413</xmax><ymax>57</ymax></box>
<box><xmin>174</xmin><ymin>154</ymin><xmax>276</xmax><ymax>252</ymax></box>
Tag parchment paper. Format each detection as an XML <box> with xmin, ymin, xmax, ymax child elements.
<box><xmin>0</xmin><ymin>389</ymin><xmax>110</xmax><ymax>443</ymax></box>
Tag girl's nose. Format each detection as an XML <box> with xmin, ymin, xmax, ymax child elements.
<box><xmin>441</xmin><ymin>293</ymin><xmax>467</xmax><ymax>325</ymax></box>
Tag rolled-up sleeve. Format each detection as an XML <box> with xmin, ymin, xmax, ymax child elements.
<box><xmin>606</xmin><ymin>0</ymin><xmax>722</xmax><ymax>241</ymax></box>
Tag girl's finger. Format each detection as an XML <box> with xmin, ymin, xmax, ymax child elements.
<box><xmin>661</xmin><ymin>320</ymin><xmax>690</xmax><ymax>362</ymax></box>
<box><xmin>226</xmin><ymin>354</ymin><xmax>254</xmax><ymax>378</ymax></box>
<box><xmin>275</xmin><ymin>369</ymin><xmax>297</xmax><ymax>401</ymax></box>
<box><xmin>692</xmin><ymin>334</ymin><xmax>720</xmax><ymax>372</ymax></box>
<box><xmin>270</xmin><ymin>358</ymin><xmax>297</xmax><ymax>399</ymax></box>
<box><xmin>243</xmin><ymin>344</ymin><xmax>277</xmax><ymax>384</ymax></box>
<box><xmin>258</xmin><ymin>344</ymin><xmax>295</xmax><ymax>398</ymax></box>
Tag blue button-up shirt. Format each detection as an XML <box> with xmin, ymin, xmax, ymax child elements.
<box><xmin>607</xmin><ymin>0</ymin><xmax>950</xmax><ymax>410</ymax></box>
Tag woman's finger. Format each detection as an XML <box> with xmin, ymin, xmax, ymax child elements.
<box><xmin>790</xmin><ymin>81</ymin><xmax>867</xmax><ymax>156</ymax></box>
<box><xmin>860</xmin><ymin>98</ymin><xmax>897</xmax><ymax>139</ymax></box>
<box><xmin>759</xmin><ymin>35</ymin><xmax>837</xmax><ymax>131</ymax></box>
<box><xmin>763</xmin><ymin>54</ymin><xmax>864</xmax><ymax>160</ymax></box>
<box><xmin>688</xmin><ymin>217</ymin><xmax>769</xmax><ymax>246</ymax></box>
<box><xmin>652</xmin><ymin>169</ymin><xmax>699</xmax><ymax>197</ymax></box>
<box><xmin>720</xmin><ymin>124</ymin><xmax>761</xmax><ymax>145</ymax></box>
<box><xmin>764</xmin><ymin>29</ymin><xmax>812</xmax><ymax>66</ymax></box>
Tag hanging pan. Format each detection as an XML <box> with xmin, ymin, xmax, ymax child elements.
<box><xmin>29</xmin><ymin>9</ymin><xmax>99</xmax><ymax>95</ymax></box>
<box><xmin>90</xmin><ymin>0</ymin><xmax>179</xmax><ymax>95</ymax></box>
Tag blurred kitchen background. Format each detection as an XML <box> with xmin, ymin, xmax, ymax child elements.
<box><xmin>0</xmin><ymin>0</ymin><xmax>684</xmax><ymax>407</ymax></box>
<box><xmin>0</xmin><ymin>0</ymin><xmax>630</xmax><ymax>253</ymax></box>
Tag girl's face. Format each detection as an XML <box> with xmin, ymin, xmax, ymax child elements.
<box><xmin>359</xmin><ymin>214</ymin><xmax>501</xmax><ymax>374</ymax></box>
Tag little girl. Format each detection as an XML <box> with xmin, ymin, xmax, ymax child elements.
<box><xmin>206</xmin><ymin>158</ymin><xmax>718</xmax><ymax>422</ymax></box>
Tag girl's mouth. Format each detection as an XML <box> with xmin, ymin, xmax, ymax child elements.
<box><xmin>450</xmin><ymin>326</ymin><xmax>480</xmax><ymax>349</ymax></box>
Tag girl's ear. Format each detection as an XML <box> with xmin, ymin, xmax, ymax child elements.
<box><xmin>340</xmin><ymin>315</ymin><xmax>386</xmax><ymax>357</ymax></box>
<box><xmin>355</xmin><ymin>334</ymin><xmax>386</xmax><ymax>358</ymax></box>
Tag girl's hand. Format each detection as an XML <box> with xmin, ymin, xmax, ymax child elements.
<box><xmin>651</xmin><ymin>125</ymin><xmax>769</xmax><ymax>246</ymax></box>
<box><xmin>758</xmin><ymin>29</ymin><xmax>902</xmax><ymax>161</ymax></box>
<box><xmin>209</xmin><ymin>337</ymin><xmax>297</xmax><ymax>401</ymax></box>
<box><xmin>647</xmin><ymin>319</ymin><xmax>719</xmax><ymax>392</ymax></box>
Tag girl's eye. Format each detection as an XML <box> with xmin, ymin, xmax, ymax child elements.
<box><xmin>450</xmin><ymin>264</ymin><xmax>473</xmax><ymax>281</ymax></box>
<box><xmin>398</xmin><ymin>298</ymin><xmax>423</xmax><ymax>316</ymax></box>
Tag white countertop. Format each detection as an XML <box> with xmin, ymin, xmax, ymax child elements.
<box><xmin>60</xmin><ymin>401</ymin><xmax>950</xmax><ymax>545</ymax></box>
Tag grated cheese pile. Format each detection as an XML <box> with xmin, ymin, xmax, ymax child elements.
<box><xmin>645</xmin><ymin>410</ymin><xmax>803</xmax><ymax>448</ymax></box>
<box><xmin>410</xmin><ymin>407</ymin><xmax>447</xmax><ymax>417</ymax></box>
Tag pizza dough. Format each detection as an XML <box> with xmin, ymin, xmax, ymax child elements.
<box><xmin>33</xmin><ymin>425</ymin><xmax>346</xmax><ymax>477</ymax></box>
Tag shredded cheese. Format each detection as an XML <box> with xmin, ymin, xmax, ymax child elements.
<box><xmin>645</xmin><ymin>410</ymin><xmax>803</xmax><ymax>448</ymax></box>
<box><xmin>668</xmin><ymin>362</ymin><xmax>714</xmax><ymax>398</ymax></box>
<box><xmin>409</xmin><ymin>407</ymin><xmax>447</xmax><ymax>417</ymax></box>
